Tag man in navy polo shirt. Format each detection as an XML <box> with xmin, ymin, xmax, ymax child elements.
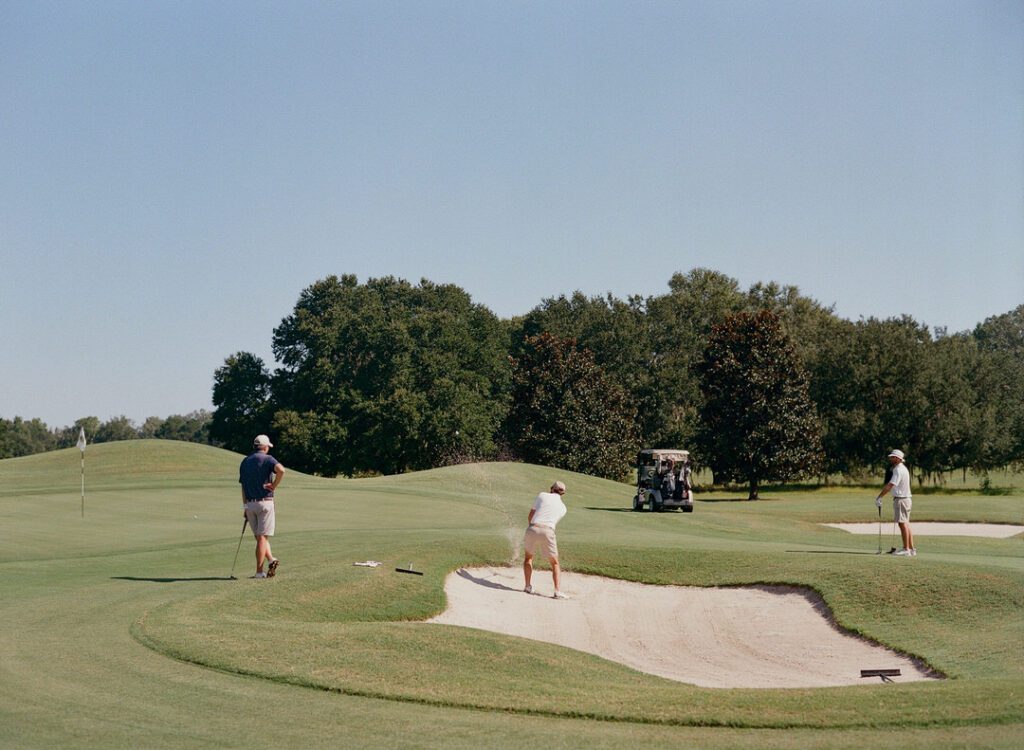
<box><xmin>239</xmin><ymin>434</ymin><xmax>285</xmax><ymax>578</ymax></box>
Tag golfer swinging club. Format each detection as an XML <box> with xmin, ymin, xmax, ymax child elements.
<box><xmin>523</xmin><ymin>481</ymin><xmax>569</xmax><ymax>599</ymax></box>
<box><xmin>239</xmin><ymin>434</ymin><xmax>285</xmax><ymax>578</ymax></box>
<box><xmin>876</xmin><ymin>449</ymin><xmax>916</xmax><ymax>557</ymax></box>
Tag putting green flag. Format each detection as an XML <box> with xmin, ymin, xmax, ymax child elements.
<box><xmin>77</xmin><ymin>427</ymin><xmax>86</xmax><ymax>518</ymax></box>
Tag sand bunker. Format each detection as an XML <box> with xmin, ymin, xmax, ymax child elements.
<box><xmin>428</xmin><ymin>567</ymin><xmax>936</xmax><ymax>688</ymax></box>
<box><xmin>824</xmin><ymin>522</ymin><xmax>1024</xmax><ymax>538</ymax></box>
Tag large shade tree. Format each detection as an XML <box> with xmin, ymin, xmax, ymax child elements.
<box><xmin>645</xmin><ymin>269</ymin><xmax>749</xmax><ymax>447</ymax></box>
<box><xmin>269</xmin><ymin>275</ymin><xmax>510</xmax><ymax>475</ymax></box>
<box><xmin>697</xmin><ymin>310</ymin><xmax>823</xmax><ymax>499</ymax></box>
<box><xmin>505</xmin><ymin>333</ymin><xmax>638</xmax><ymax>480</ymax></box>
<box><xmin>971</xmin><ymin>305</ymin><xmax>1024</xmax><ymax>470</ymax></box>
<box><xmin>513</xmin><ymin>292</ymin><xmax>660</xmax><ymax>440</ymax></box>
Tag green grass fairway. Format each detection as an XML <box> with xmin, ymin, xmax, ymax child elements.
<box><xmin>2</xmin><ymin>441</ymin><xmax>1022</xmax><ymax>748</ymax></box>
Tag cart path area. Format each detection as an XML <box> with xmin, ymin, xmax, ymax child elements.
<box><xmin>427</xmin><ymin>566</ymin><xmax>937</xmax><ymax>689</ymax></box>
<box><xmin>824</xmin><ymin>522</ymin><xmax>1024</xmax><ymax>537</ymax></box>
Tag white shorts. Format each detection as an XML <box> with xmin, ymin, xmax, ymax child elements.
<box><xmin>893</xmin><ymin>497</ymin><xmax>912</xmax><ymax>524</ymax></box>
<box><xmin>524</xmin><ymin>524</ymin><xmax>558</xmax><ymax>559</ymax></box>
<box><xmin>245</xmin><ymin>499</ymin><xmax>276</xmax><ymax>536</ymax></box>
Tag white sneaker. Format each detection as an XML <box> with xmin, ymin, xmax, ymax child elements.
<box><xmin>909</xmin><ymin>549</ymin><xmax>917</xmax><ymax>556</ymax></box>
<box><xmin>552</xmin><ymin>591</ymin><xmax>568</xmax><ymax>599</ymax></box>
<box><xmin>524</xmin><ymin>585</ymin><xmax>533</xmax><ymax>594</ymax></box>
<box><xmin>894</xmin><ymin>549</ymin><xmax>912</xmax><ymax>557</ymax></box>
<box><xmin>251</xmin><ymin>572</ymin><xmax>268</xmax><ymax>578</ymax></box>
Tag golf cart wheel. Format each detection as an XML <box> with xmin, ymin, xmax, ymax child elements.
<box><xmin>632</xmin><ymin>494</ymin><xmax>644</xmax><ymax>512</ymax></box>
<box><xmin>682</xmin><ymin>505</ymin><xmax>694</xmax><ymax>513</ymax></box>
<box><xmin>650</xmin><ymin>502</ymin><xmax>661</xmax><ymax>513</ymax></box>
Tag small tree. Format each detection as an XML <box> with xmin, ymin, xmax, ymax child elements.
<box><xmin>505</xmin><ymin>333</ymin><xmax>638</xmax><ymax>480</ymax></box>
<box><xmin>210</xmin><ymin>352</ymin><xmax>273</xmax><ymax>453</ymax></box>
<box><xmin>697</xmin><ymin>310</ymin><xmax>823</xmax><ymax>499</ymax></box>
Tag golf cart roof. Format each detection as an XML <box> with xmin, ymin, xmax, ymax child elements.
<box><xmin>638</xmin><ymin>449</ymin><xmax>690</xmax><ymax>461</ymax></box>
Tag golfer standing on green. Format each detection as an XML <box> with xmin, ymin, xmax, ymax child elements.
<box><xmin>523</xmin><ymin>481</ymin><xmax>568</xmax><ymax>599</ymax></box>
<box><xmin>876</xmin><ymin>449</ymin><xmax>916</xmax><ymax>557</ymax></box>
<box><xmin>240</xmin><ymin>434</ymin><xmax>285</xmax><ymax>578</ymax></box>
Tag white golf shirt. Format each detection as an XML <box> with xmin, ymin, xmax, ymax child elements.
<box><xmin>890</xmin><ymin>462</ymin><xmax>911</xmax><ymax>498</ymax></box>
<box><xmin>530</xmin><ymin>492</ymin><xmax>567</xmax><ymax>528</ymax></box>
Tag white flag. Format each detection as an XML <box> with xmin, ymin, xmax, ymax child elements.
<box><xmin>77</xmin><ymin>427</ymin><xmax>87</xmax><ymax>452</ymax></box>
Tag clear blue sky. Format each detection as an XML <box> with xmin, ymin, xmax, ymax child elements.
<box><xmin>2</xmin><ymin>0</ymin><xmax>1022</xmax><ymax>428</ymax></box>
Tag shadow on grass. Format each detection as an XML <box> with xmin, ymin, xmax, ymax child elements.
<box><xmin>692</xmin><ymin>497</ymin><xmax>761</xmax><ymax>503</ymax></box>
<box><xmin>784</xmin><ymin>550</ymin><xmax>881</xmax><ymax>556</ymax></box>
<box><xmin>456</xmin><ymin>567</ymin><xmax>519</xmax><ymax>591</ymax></box>
<box><xmin>582</xmin><ymin>507</ymin><xmax>702</xmax><ymax>515</ymax></box>
<box><xmin>112</xmin><ymin>576</ymin><xmax>237</xmax><ymax>583</ymax></box>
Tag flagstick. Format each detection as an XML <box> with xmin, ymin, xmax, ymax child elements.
<box><xmin>77</xmin><ymin>427</ymin><xmax>87</xmax><ymax>519</ymax></box>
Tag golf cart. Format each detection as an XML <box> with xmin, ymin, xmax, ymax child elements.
<box><xmin>632</xmin><ymin>449</ymin><xmax>694</xmax><ymax>512</ymax></box>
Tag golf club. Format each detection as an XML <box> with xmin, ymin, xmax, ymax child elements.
<box><xmin>877</xmin><ymin>504</ymin><xmax>882</xmax><ymax>554</ymax></box>
<box><xmin>229</xmin><ymin>518</ymin><xmax>248</xmax><ymax>580</ymax></box>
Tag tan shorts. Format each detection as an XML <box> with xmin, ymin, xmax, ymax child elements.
<box><xmin>245</xmin><ymin>500</ymin><xmax>276</xmax><ymax>536</ymax></box>
<box><xmin>524</xmin><ymin>524</ymin><xmax>558</xmax><ymax>559</ymax></box>
<box><xmin>894</xmin><ymin>497</ymin><xmax>912</xmax><ymax>524</ymax></box>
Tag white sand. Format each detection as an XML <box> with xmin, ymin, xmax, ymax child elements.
<box><xmin>824</xmin><ymin>522</ymin><xmax>1024</xmax><ymax>538</ymax></box>
<box><xmin>427</xmin><ymin>566</ymin><xmax>936</xmax><ymax>689</ymax></box>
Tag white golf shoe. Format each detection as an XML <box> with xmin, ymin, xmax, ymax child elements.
<box><xmin>523</xmin><ymin>585</ymin><xmax>533</xmax><ymax>594</ymax></box>
<box><xmin>893</xmin><ymin>549</ymin><xmax>912</xmax><ymax>557</ymax></box>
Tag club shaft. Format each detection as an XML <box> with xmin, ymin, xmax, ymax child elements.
<box><xmin>230</xmin><ymin>518</ymin><xmax>248</xmax><ymax>576</ymax></box>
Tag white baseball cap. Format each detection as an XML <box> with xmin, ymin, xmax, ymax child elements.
<box><xmin>254</xmin><ymin>434</ymin><xmax>274</xmax><ymax>448</ymax></box>
<box><xmin>552</xmin><ymin>481</ymin><xmax>566</xmax><ymax>493</ymax></box>
<box><xmin>888</xmin><ymin>449</ymin><xmax>904</xmax><ymax>460</ymax></box>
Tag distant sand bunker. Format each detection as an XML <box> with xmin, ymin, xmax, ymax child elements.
<box><xmin>824</xmin><ymin>522</ymin><xmax>1024</xmax><ymax>538</ymax></box>
<box><xmin>428</xmin><ymin>567</ymin><xmax>936</xmax><ymax>688</ymax></box>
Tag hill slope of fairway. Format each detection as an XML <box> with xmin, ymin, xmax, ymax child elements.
<box><xmin>2</xmin><ymin>441</ymin><xmax>1022</xmax><ymax>749</ymax></box>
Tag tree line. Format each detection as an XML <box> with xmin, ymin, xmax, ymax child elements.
<box><xmin>206</xmin><ymin>270</ymin><xmax>1024</xmax><ymax>489</ymax></box>
<box><xmin>0</xmin><ymin>411</ymin><xmax>213</xmax><ymax>459</ymax></box>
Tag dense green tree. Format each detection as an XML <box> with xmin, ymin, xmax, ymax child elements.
<box><xmin>645</xmin><ymin>269</ymin><xmax>748</xmax><ymax>448</ymax></box>
<box><xmin>139</xmin><ymin>416</ymin><xmax>164</xmax><ymax>439</ymax></box>
<box><xmin>143</xmin><ymin>410</ymin><xmax>213</xmax><ymax>443</ymax></box>
<box><xmin>505</xmin><ymin>333</ymin><xmax>638</xmax><ymax>480</ymax></box>
<box><xmin>971</xmin><ymin>305</ymin><xmax>1024</xmax><ymax>469</ymax></box>
<box><xmin>513</xmin><ymin>292</ymin><xmax>663</xmax><ymax>441</ymax></box>
<box><xmin>697</xmin><ymin>310</ymin><xmax>823</xmax><ymax>499</ymax></box>
<box><xmin>746</xmin><ymin>281</ymin><xmax>843</xmax><ymax>371</ymax></box>
<box><xmin>0</xmin><ymin>417</ymin><xmax>56</xmax><ymax>458</ymax></box>
<box><xmin>54</xmin><ymin>417</ymin><xmax>101</xmax><ymax>449</ymax></box>
<box><xmin>95</xmin><ymin>416</ymin><xmax>139</xmax><ymax>443</ymax></box>
<box><xmin>973</xmin><ymin>304</ymin><xmax>1024</xmax><ymax>353</ymax></box>
<box><xmin>210</xmin><ymin>352</ymin><xmax>273</xmax><ymax>454</ymax></box>
<box><xmin>803</xmin><ymin>316</ymin><xmax>865</xmax><ymax>476</ymax></box>
<box><xmin>808</xmin><ymin>316</ymin><xmax>934</xmax><ymax>477</ymax></box>
<box><xmin>268</xmin><ymin>275</ymin><xmax>510</xmax><ymax>475</ymax></box>
<box><xmin>914</xmin><ymin>333</ymin><xmax>980</xmax><ymax>477</ymax></box>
